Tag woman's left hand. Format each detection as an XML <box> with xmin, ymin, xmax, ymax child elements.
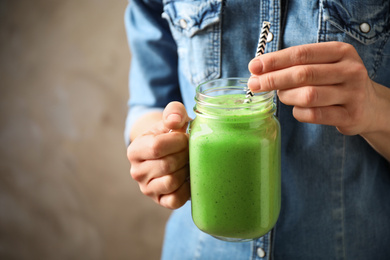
<box><xmin>247</xmin><ymin>41</ymin><xmax>390</xmax><ymax>160</ymax></box>
<box><xmin>248</xmin><ymin>41</ymin><xmax>384</xmax><ymax>136</ymax></box>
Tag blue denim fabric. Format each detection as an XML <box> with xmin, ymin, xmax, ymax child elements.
<box><xmin>125</xmin><ymin>0</ymin><xmax>390</xmax><ymax>259</ymax></box>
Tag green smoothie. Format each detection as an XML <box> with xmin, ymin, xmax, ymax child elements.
<box><xmin>189</xmin><ymin>93</ymin><xmax>281</xmax><ymax>241</ymax></box>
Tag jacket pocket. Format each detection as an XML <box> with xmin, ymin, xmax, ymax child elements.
<box><xmin>321</xmin><ymin>0</ymin><xmax>390</xmax><ymax>78</ymax></box>
<box><xmin>322</xmin><ymin>0</ymin><xmax>390</xmax><ymax>44</ymax></box>
<box><xmin>162</xmin><ymin>0</ymin><xmax>222</xmax><ymax>86</ymax></box>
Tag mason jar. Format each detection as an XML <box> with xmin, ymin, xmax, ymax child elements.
<box><xmin>188</xmin><ymin>77</ymin><xmax>281</xmax><ymax>242</ymax></box>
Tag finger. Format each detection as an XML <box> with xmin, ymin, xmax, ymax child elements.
<box><xmin>292</xmin><ymin>105</ymin><xmax>351</xmax><ymax>128</ymax></box>
<box><xmin>163</xmin><ymin>101</ymin><xmax>191</xmax><ymax>131</ymax></box>
<box><xmin>159</xmin><ymin>180</ymin><xmax>191</xmax><ymax>209</ymax></box>
<box><xmin>146</xmin><ymin>165</ymin><xmax>189</xmax><ymax>197</ymax></box>
<box><xmin>248</xmin><ymin>63</ymin><xmax>346</xmax><ymax>92</ymax></box>
<box><xmin>277</xmin><ymin>85</ymin><xmax>347</xmax><ymax>108</ymax></box>
<box><xmin>132</xmin><ymin>148</ymin><xmax>189</xmax><ymax>183</ymax></box>
<box><xmin>128</xmin><ymin>131</ymin><xmax>188</xmax><ymax>161</ymax></box>
<box><xmin>248</xmin><ymin>42</ymin><xmax>352</xmax><ymax>75</ymax></box>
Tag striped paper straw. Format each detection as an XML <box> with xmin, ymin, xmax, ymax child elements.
<box><xmin>244</xmin><ymin>21</ymin><xmax>271</xmax><ymax>103</ymax></box>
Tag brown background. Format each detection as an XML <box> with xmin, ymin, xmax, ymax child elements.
<box><xmin>0</xmin><ymin>1</ymin><xmax>171</xmax><ymax>259</ymax></box>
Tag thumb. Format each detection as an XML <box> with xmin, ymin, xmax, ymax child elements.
<box><xmin>163</xmin><ymin>101</ymin><xmax>190</xmax><ymax>132</ymax></box>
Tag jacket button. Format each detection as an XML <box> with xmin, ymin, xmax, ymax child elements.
<box><xmin>359</xmin><ymin>22</ymin><xmax>371</xmax><ymax>33</ymax></box>
<box><xmin>266</xmin><ymin>31</ymin><xmax>273</xmax><ymax>42</ymax></box>
<box><xmin>179</xmin><ymin>19</ymin><xmax>188</xmax><ymax>29</ymax></box>
<box><xmin>257</xmin><ymin>247</ymin><xmax>266</xmax><ymax>258</ymax></box>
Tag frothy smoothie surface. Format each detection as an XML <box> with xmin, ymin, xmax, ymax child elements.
<box><xmin>189</xmin><ymin>94</ymin><xmax>281</xmax><ymax>240</ymax></box>
<box><xmin>196</xmin><ymin>93</ymin><xmax>272</xmax><ymax>117</ymax></box>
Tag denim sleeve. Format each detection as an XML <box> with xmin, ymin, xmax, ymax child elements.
<box><xmin>124</xmin><ymin>0</ymin><xmax>182</xmax><ymax>145</ymax></box>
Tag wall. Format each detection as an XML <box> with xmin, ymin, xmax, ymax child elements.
<box><xmin>0</xmin><ymin>1</ymin><xmax>170</xmax><ymax>259</ymax></box>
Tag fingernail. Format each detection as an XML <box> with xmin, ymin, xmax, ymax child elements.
<box><xmin>248</xmin><ymin>76</ymin><xmax>261</xmax><ymax>92</ymax></box>
<box><xmin>248</xmin><ymin>59</ymin><xmax>262</xmax><ymax>74</ymax></box>
<box><xmin>167</xmin><ymin>113</ymin><xmax>182</xmax><ymax>123</ymax></box>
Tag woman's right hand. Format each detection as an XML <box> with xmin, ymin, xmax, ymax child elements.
<box><xmin>127</xmin><ymin>102</ymin><xmax>191</xmax><ymax>209</ymax></box>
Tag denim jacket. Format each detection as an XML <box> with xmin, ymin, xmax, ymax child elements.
<box><xmin>125</xmin><ymin>0</ymin><xmax>390</xmax><ymax>259</ymax></box>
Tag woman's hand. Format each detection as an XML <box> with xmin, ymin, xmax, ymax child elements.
<box><xmin>127</xmin><ymin>102</ymin><xmax>191</xmax><ymax>209</ymax></box>
<box><xmin>248</xmin><ymin>41</ymin><xmax>390</xmax><ymax>160</ymax></box>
